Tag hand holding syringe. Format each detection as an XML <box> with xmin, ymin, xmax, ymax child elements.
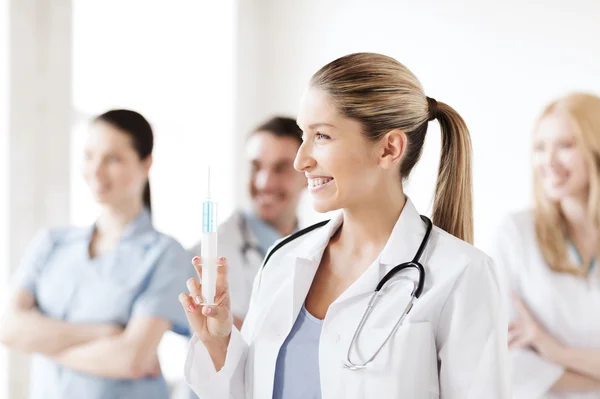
<box><xmin>201</xmin><ymin>166</ymin><xmax>218</xmax><ymax>305</ymax></box>
<box><xmin>178</xmin><ymin>167</ymin><xmax>233</xmax><ymax>346</ymax></box>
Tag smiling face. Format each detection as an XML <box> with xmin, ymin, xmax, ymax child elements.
<box><xmin>83</xmin><ymin>121</ymin><xmax>151</xmax><ymax>209</ymax></box>
<box><xmin>246</xmin><ymin>131</ymin><xmax>306</xmax><ymax>224</ymax></box>
<box><xmin>533</xmin><ymin>112</ymin><xmax>590</xmax><ymax>203</ymax></box>
<box><xmin>294</xmin><ymin>87</ymin><xmax>405</xmax><ymax>213</ymax></box>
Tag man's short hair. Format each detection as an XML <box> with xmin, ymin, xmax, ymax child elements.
<box><xmin>252</xmin><ymin>116</ymin><xmax>302</xmax><ymax>146</ymax></box>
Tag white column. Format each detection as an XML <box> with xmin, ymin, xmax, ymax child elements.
<box><xmin>4</xmin><ymin>0</ymin><xmax>71</xmax><ymax>398</ymax></box>
<box><xmin>234</xmin><ymin>0</ymin><xmax>265</xmax><ymax>208</ymax></box>
<box><xmin>0</xmin><ymin>0</ymin><xmax>9</xmax><ymax>395</ymax></box>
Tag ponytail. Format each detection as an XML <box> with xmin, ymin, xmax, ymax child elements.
<box><xmin>430</xmin><ymin>101</ymin><xmax>473</xmax><ymax>243</ymax></box>
<box><xmin>308</xmin><ymin>53</ymin><xmax>474</xmax><ymax>243</ymax></box>
<box><xmin>143</xmin><ymin>181</ymin><xmax>152</xmax><ymax>213</ymax></box>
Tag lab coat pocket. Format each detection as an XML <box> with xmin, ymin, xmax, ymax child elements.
<box><xmin>362</xmin><ymin>321</ymin><xmax>439</xmax><ymax>398</ymax></box>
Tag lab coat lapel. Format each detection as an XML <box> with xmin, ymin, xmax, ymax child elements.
<box><xmin>288</xmin><ymin>212</ymin><xmax>344</xmax><ymax>319</ymax></box>
<box><xmin>251</xmin><ymin>214</ymin><xmax>342</xmax><ymax>399</ymax></box>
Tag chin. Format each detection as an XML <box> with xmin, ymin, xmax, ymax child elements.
<box><xmin>92</xmin><ymin>193</ymin><xmax>119</xmax><ymax>207</ymax></box>
<box><xmin>310</xmin><ymin>198</ymin><xmax>339</xmax><ymax>214</ymax></box>
<box><xmin>92</xmin><ymin>194</ymin><xmax>109</xmax><ymax>204</ymax></box>
<box><xmin>254</xmin><ymin>205</ymin><xmax>281</xmax><ymax>222</ymax></box>
<box><xmin>543</xmin><ymin>187</ymin><xmax>581</xmax><ymax>202</ymax></box>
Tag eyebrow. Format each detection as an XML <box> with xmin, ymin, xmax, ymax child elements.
<box><xmin>307</xmin><ymin>123</ymin><xmax>335</xmax><ymax>129</ymax></box>
<box><xmin>251</xmin><ymin>158</ymin><xmax>295</xmax><ymax>165</ymax></box>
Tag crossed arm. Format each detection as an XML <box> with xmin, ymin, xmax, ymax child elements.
<box><xmin>0</xmin><ymin>289</ymin><xmax>169</xmax><ymax>379</ymax></box>
<box><xmin>510</xmin><ymin>296</ymin><xmax>600</xmax><ymax>392</ymax></box>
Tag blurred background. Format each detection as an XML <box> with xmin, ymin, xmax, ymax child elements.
<box><xmin>1</xmin><ymin>0</ymin><xmax>599</xmax><ymax>398</ymax></box>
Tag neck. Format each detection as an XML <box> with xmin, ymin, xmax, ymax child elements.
<box><xmin>339</xmin><ymin>183</ymin><xmax>406</xmax><ymax>253</ymax></box>
<box><xmin>96</xmin><ymin>200</ymin><xmax>144</xmax><ymax>240</ymax></box>
<box><xmin>561</xmin><ymin>193</ymin><xmax>595</xmax><ymax>236</ymax></box>
<box><xmin>270</xmin><ymin>211</ymin><xmax>298</xmax><ymax>236</ymax></box>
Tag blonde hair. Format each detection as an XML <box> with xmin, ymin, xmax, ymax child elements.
<box><xmin>534</xmin><ymin>93</ymin><xmax>600</xmax><ymax>275</ymax></box>
<box><xmin>311</xmin><ymin>53</ymin><xmax>473</xmax><ymax>243</ymax></box>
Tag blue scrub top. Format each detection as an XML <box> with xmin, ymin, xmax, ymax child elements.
<box><xmin>568</xmin><ymin>241</ymin><xmax>597</xmax><ymax>274</ymax></box>
<box><xmin>14</xmin><ymin>209</ymin><xmax>191</xmax><ymax>399</ymax></box>
<box><xmin>243</xmin><ymin>211</ymin><xmax>288</xmax><ymax>258</ymax></box>
<box><xmin>273</xmin><ymin>303</ymin><xmax>323</xmax><ymax>399</ymax></box>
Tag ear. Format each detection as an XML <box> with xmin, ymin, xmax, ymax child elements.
<box><xmin>378</xmin><ymin>129</ymin><xmax>406</xmax><ymax>169</ymax></box>
<box><xmin>142</xmin><ymin>154</ymin><xmax>153</xmax><ymax>176</ymax></box>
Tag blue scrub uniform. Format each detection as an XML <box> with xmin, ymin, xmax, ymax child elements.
<box><xmin>14</xmin><ymin>209</ymin><xmax>191</xmax><ymax>399</ymax></box>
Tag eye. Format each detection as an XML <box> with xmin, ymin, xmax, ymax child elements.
<box><xmin>316</xmin><ymin>132</ymin><xmax>330</xmax><ymax>140</ymax></box>
<box><xmin>533</xmin><ymin>142</ymin><xmax>545</xmax><ymax>152</ymax></box>
<box><xmin>275</xmin><ymin>163</ymin><xmax>293</xmax><ymax>174</ymax></box>
<box><xmin>558</xmin><ymin>141</ymin><xmax>575</xmax><ymax>149</ymax></box>
<box><xmin>106</xmin><ymin>154</ymin><xmax>121</xmax><ymax>163</ymax></box>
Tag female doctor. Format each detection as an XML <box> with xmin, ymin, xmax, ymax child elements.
<box><xmin>180</xmin><ymin>53</ymin><xmax>510</xmax><ymax>398</ymax></box>
<box><xmin>490</xmin><ymin>93</ymin><xmax>600</xmax><ymax>399</ymax></box>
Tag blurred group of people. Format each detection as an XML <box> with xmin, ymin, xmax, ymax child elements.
<box><xmin>0</xmin><ymin>110</ymin><xmax>307</xmax><ymax>398</ymax></box>
<box><xmin>0</xmin><ymin>51</ymin><xmax>599</xmax><ymax>399</ymax></box>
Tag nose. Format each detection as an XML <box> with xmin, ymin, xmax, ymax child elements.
<box><xmin>547</xmin><ymin>147</ymin><xmax>560</xmax><ymax>169</ymax></box>
<box><xmin>254</xmin><ymin>169</ymin><xmax>276</xmax><ymax>190</ymax></box>
<box><xmin>84</xmin><ymin>157</ymin><xmax>104</xmax><ymax>180</ymax></box>
<box><xmin>293</xmin><ymin>141</ymin><xmax>315</xmax><ymax>173</ymax></box>
<box><xmin>92</xmin><ymin>163</ymin><xmax>102</xmax><ymax>178</ymax></box>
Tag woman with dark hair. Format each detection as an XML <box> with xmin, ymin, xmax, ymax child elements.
<box><xmin>0</xmin><ymin>109</ymin><xmax>190</xmax><ymax>399</ymax></box>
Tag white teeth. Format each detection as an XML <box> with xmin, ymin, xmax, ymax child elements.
<box><xmin>308</xmin><ymin>178</ymin><xmax>333</xmax><ymax>188</ymax></box>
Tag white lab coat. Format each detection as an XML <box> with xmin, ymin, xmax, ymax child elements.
<box><xmin>490</xmin><ymin>211</ymin><xmax>600</xmax><ymax>399</ymax></box>
<box><xmin>184</xmin><ymin>199</ymin><xmax>511</xmax><ymax>399</ymax></box>
<box><xmin>190</xmin><ymin>210</ymin><xmax>265</xmax><ymax>319</ymax></box>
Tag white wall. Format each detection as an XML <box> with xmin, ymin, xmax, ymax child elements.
<box><xmin>0</xmin><ymin>0</ymin><xmax>8</xmax><ymax>395</ymax></box>
<box><xmin>3</xmin><ymin>2</ymin><xmax>72</xmax><ymax>398</ymax></box>
<box><xmin>235</xmin><ymin>0</ymin><xmax>600</xmax><ymax>247</ymax></box>
<box><xmin>70</xmin><ymin>0</ymin><xmax>237</xmax><ymax>389</ymax></box>
<box><xmin>71</xmin><ymin>0</ymin><xmax>237</xmax><ymax>249</ymax></box>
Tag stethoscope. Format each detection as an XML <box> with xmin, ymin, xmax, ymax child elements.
<box><xmin>259</xmin><ymin>213</ymin><xmax>433</xmax><ymax>370</ymax></box>
<box><xmin>239</xmin><ymin>212</ymin><xmax>265</xmax><ymax>264</ymax></box>
<box><xmin>344</xmin><ymin>215</ymin><xmax>432</xmax><ymax>370</ymax></box>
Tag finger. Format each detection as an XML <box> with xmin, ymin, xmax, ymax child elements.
<box><xmin>192</xmin><ymin>256</ymin><xmax>203</xmax><ymax>281</ymax></box>
<box><xmin>214</xmin><ymin>287</ymin><xmax>231</xmax><ymax>309</ymax></box>
<box><xmin>508</xmin><ymin>334</ymin><xmax>530</xmax><ymax>350</ymax></box>
<box><xmin>508</xmin><ymin>327</ymin><xmax>522</xmax><ymax>343</ymax></box>
<box><xmin>201</xmin><ymin>304</ymin><xmax>228</xmax><ymax>321</ymax></box>
<box><xmin>217</xmin><ymin>257</ymin><xmax>229</xmax><ymax>274</ymax></box>
<box><xmin>508</xmin><ymin>321</ymin><xmax>521</xmax><ymax>332</ymax></box>
<box><xmin>186</xmin><ymin>277</ymin><xmax>202</xmax><ymax>302</ymax></box>
<box><xmin>178</xmin><ymin>292</ymin><xmax>197</xmax><ymax>313</ymax></box>
<box><xmin>509</xmin><ymin>338</ymin><xmax>528</xmax><ymax>350</ymax></box>
<box><xmin>216</xmin><ymin>257</ymin><xmax>229</xmax><ymax>296</ymax></box>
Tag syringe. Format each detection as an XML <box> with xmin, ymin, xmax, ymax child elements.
<box><xmin>201</xmin><ymin>166</ymin><xmax>218</xmax><ymax>305</ymax></box>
